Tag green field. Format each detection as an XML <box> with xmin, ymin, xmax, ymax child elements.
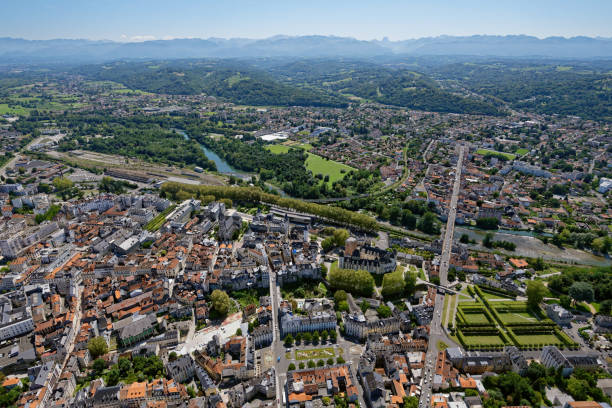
<box><xmin>497</xmin><ymin>311</ymin><xmax>539</xmax><ymax>325</ymax></box>
<box><xmin>295</xmin><ymin>347</ymin><xmax>336</xmax><ymax>360</ymax></box>
<box><xmin>478</xmin><ymin>290</ymin><xmax>515</xmax><ymax>301</ymax></box>
<box><xmin>475</xmin><ymin>148</ymin><xmax>516</xmax><ymax>160</ymax></box>
<box><xmin>266</xmin><ymin>144</ymin><xmax>355</xmax><ymax>185</ymax></box>
<box><xmin>462</xmin><ymin>313</ymin><xmax>491</xmax><ymax>324</ymax></box>
<box><xmin>462</xmin><ymin>334</ymin><xmax>505</xmax><ymax>346</ymax></box>
<box><xmin>513</xmin><ymin>333</ymin><xmax>562</xmax><ymax>346</ymax></box>
<box><xmin>515</xmin><ymin>148</ymin><xmax>529</xmax><ymax>155</ymax></box>
<box><xmin>0</xmin><ymin>103</ymin><xmax>29</xmax><ymax>115</ymax></box>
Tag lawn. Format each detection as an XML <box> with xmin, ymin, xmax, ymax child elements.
<box><xmin>475</xmin><ymin>148</ymin><xmax>516</xmax><ymax>161</ymax></box>
<box><xmin>497</xmin><ymin>311</ymin><xmax>539</xmax><ymax>325</ymax></box>
<box><xmin>265</xmin><ymin>144</ymin><xmax>354</xmax><ymax>185</ymax></box>
<box><xmin>295</xmin><ymin>347</ymin><xmax>336</xmax><ymax>360</ymax></box>
<box><xmin>462</xmin><ymin>312</ymin><xmax>492</xmax><ymax>324</ymax></box>
<box><xmin>462</xmin><ymin>334</ymin><xmax>506</xmax><ymax>346</ymax></box>
<box><xmin>305</xmin><ymin>153</ymin><xmax>354</xmax><ymax>184</ymax></box>
<box><xmin>513</xmin><ymin>333</ymin><xmax>562</xmax><ymax>346</ymax></box>
<box><xmin>479</xmin><ymin>290</ymin><xmax>515</xmax><ymax>301</ymax></box>
<box><xmin>515</xmin><ymin>148</ymin><xmax>529</xmax><ymax>155</ymax></box>
<box><xmin>0</xmin><ymin>103</ymin><xmax>29</xmax><ymax>116</ymax></box>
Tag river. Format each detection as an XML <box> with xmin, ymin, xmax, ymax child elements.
<box><xmin>175</xmin><ymin>129</ymin><xmax>245</xmax><ymax>175</ymax></box>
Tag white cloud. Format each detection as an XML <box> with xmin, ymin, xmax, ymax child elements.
<box><xmin>129</xmin><ymin>35</ymin><xmax>156</xmax><ymax>42</ymax></box>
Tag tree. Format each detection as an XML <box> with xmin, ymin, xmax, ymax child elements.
<box><xmin>403</xmin><ymin>396</ymin><xmax>419</xmax><ymax>408</ymax></box>
<box><xmin>187</xmin><ymin>385</ymin><xmax>196</xmax><ymax>398</ymax></box>
<box><xmin>88</xmin><ymin>336</ymin><xmax>108</xmax><ymax>359</ymax></box>
<box><xmin>308</xmin><ymin>360</ymin><xmax>316</xmax><ymax>368</ymax></box>
<box><xmin>560</xmin><ymin>295</ymin><xmax>571</xmax><ymax>310</ymax></box>
<box><xmin>476</xmin><ymin>217</ymin><xmax>499</xmax><ymax>230</ymax></box>
<box><xmin>600</xmin><ymin>299</ymin><xmax>612</xmax><ymax>316</ymax></box>
<box><xmin>106</xmin><ymin>367</ymin><xmax>120</xmax><ymax>386</ymax></box>
<box><xmin>299</xmin><ymin>362</ymin><xmax>305</xmax><ymax>369</ymax></box>
<box><xmin>295</xmin><ymin>333</ymin><xmax>302</xmax><ymax>344</ymax></box>
<box><xmin>459</xmin><ymin>234</ymin><xmax>470</xmax><ymax>244</ymax></box>
<box><xmin>328</xmin><ymin>267</ymin><xmax>374</xmax><ymax>296</ymax></box>
<box><xmin>317</xmin><ymin>360</ymin><xmax>325</xmax><ymax>367</ymax></box>
<box><xmin>288</xmin><ymin>363</ymin><xmax>296</xmax><ymax>371</ymax></box>
<box><xmin>526</xmin><ymin>280</ymin><xmax>546</xmax><ymax>309</ymax></box>
<box><xmin>377</xmin><ymin>305</ymin><xmax>392</xmax><ymax>318</ymax></box>
<box><xmin>52</xmin><ymin>176</ymin><xmax>74</xmax><ymax>192</ymax></box>
<box><xmin>92</xmin><ymin>358</ymin><xmax>107</xmax><ymax>375</ymax></box>
<box><xmin>332</xmin><ymin>229</ymin><xmax>350</xmax><ymax>247</ymax></box>
<box><xmin>321</xmin><ymin>330</ymin><xmax>328</xmax><ymax>342</ymax></box>
<box><xmin>529</xmin><ymin>257</ymin><xmax>546</xmax><ymax>271</ymax></box>
<box><xmin>334</xmin><ymin>290</ymin><xmax>348</xmax><ymax>304</ymax></box>
<box><xmin>329</xmin><ymin>330</ymin><xmax>337</xmax><ymax>342</ymax></box>
<box><xmin>336</xmin><ymin>356</ymin><xmax>345</xmax><ymax>364</ymax></box>
<box><xmin>211</xmin><ymin>290</ymin><xmax>232</xmax><ymax>316</ymax></box>
<box><xmin>382</xmin><ymin>270</ymin><xmax>405</xmax><ymax>299</ymax></box>
<box><xmin>303</xmin><ymin>332</ymin><xmax>312</xmax><ymax>343</ymax></box>
<box><xmin>327</xmin><ymin>358</ymin><xmax>334</xmax><ymax>365</ymax></box>
<box><xmin>569</xmin><ymin>282</ymin><xmax>594</xmax><ymax>305</ymax></box>
<box><xmin>404</xmin><ymin>272</ymin><xmax>417</xmax><ymax>297</ymax></box>
<box><xmin>284</xmin><ymin>334</ymin><xmax>294</xmax><ymax>347</ymax></box>
<box><xmin>360</xmin><ymin>300</ymin><xmax>369</xmax><ymax>313</ymax></box>
<box><xmin>118</xmin><ymin>357</ymin><xmax>132</xmax><ymax>377</ymax></box>
<box><xmin>235</xmin><ymin>328</ymin><xmax>242</xmax><ymax>336</ymax></box>
<box><xmin>417</xmin><ymin>212</ymin><xmax>439</xmax><ymax>234</ymax></box>
<box><xmin>312</xmin><ymin>331</ymin><xmax>320</xmax><ymax>344</ymax></box>
<box><xmin>483</xmin><ymin>233</ymin><xmax>494</xmax><ymax>248</ymax></box>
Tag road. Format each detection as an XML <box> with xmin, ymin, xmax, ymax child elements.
<box><xmin>0</xmin><ymin>135</ymin><xmax>50</xmax><ymax>178</ymax></box>
<box><xmin>418</xmin><ymin>144</ymin><xmax>464</xmax><ymax>408</ymax></box>
<box><xmin>269</xmin><ymin>268</ymin><xmax>284</xmax><ymax>407</ymax></box>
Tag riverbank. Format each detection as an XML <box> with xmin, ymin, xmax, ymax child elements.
<box><xmin>455</xmin><ymin>226</ymin><xmax>610</xmax><ymax>267</ymax></box>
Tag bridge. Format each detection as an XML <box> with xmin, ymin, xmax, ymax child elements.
<box><xmin>415</xmin><ymin>278</ymin><xmax>473</xmax><ymax>299</ymax></box>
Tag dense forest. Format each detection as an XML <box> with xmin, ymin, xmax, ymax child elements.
<box><xmin>48</xmin><ymin>113</ymin><xmax>217</xmax><ymax>170</ymax></box>
<box><xmin>425</xmin><ymin>60</ymin><xmax>612</xmax><ymax>121</ymax></box>
<box><xmin>76</xmin><ymin>61</ymin><xmax>348</xmax><ymax>108</ymax></box>
<box><xmin>267</xmin><ymin>60</ymin><xmax>504</xmax><ymax>116</ymax></box>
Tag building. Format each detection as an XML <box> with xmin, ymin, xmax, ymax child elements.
<box><xmin>0</xmin><ymin>297</ymin><xmax>34</xmax><ymax>341</ymax></box>
<box><xmin>344</xmin><ymin>313</ymin><xmax>400</xmax><ymax>341</ymax></box>
<box><xmin>286</xmin><ymin>365</ymin><xmax>359</xmax><ymax>405</ymax></box>
<box><xmin>339</xmin><ymin>240</ymin><xmax>396</xmax><ymax>275</ymax></box>
<box><xmin>118</xmin><ymin>314</ymin><xmax>157</xmax><ymax>347</ymax></box>
<box><xmin>252</xmin><ymin>323</ymin><xmax>273</xmax><ymax>349</ymax></box>
<box><xmin>540</xmin><ymin>346</ymin><xmax>574</xmax><ymax>377</ymax></box>
<box><xmin>280</xmin><ymin>311</ymin><xmax>336</xmax><ymax>337</ymax></box>
<box><xmin>219</xmin><ymin>211</ymin><xmax>242</xmax><ymax>241</ymax></box>
<box><xmin>166</xmin><ymin>354</ymin><xmax>195</xmax><ymax>383</ymax></box>
<box><xmin>546</xmin><ymin>304</ymin><xmax>574</xmax><ymax>327</ymax></box>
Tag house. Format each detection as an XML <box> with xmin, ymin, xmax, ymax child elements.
<box><xmin>546</xmin><ymin>304</ymin><xmax>574</xmax><ymax>327</ymax></box>
<box><xmin>166</xmin><ymin>354</ymin><xmax>195</xmax><ymax>383</ymax></box>
<box><xmin>118</xmin><ymin>314</ymin><xmax>157</xmax><ymax>347</ymax></box>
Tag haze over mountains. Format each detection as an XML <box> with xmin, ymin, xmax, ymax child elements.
<box><xmin>1</xmin><ymin>34</ymin><xmax>612</xmax><ymax>63</ymax></box>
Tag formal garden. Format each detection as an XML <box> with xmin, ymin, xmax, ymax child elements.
<box><xmin>451</xmin><ymin>285</ymin><xmax>579</xmax><ymax>351</ymax></box>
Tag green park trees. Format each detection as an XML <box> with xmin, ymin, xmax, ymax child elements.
<box><xmin>526</xmin><ymin>280</ymin><xmax>547</xmax><ymax>309</ymax></box>
<box><xmin>211</xmin><ymin>289</ymin><xmax>232</xmax><ymax>316</ymax></box>
<box><xmin>328</xmin><ymin>267</ymin><xmax>374</xmax><ymax>297</ymax></box>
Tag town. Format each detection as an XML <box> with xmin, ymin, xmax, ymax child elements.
<box><xmin>0</xmin><ymin>61</ymin><xmax>611</xmax><ymax>408</ymax></box>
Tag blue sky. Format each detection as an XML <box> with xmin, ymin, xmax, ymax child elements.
<box><xmin>2</xmin><ymin>0</ymin><xmax>611</xmax><ymax>41</ymax></box>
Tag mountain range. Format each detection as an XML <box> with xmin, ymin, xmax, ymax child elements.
<box><xmin>1</xmin><ymin>35</ymin><xmax>612</xmax><ymax>63</ymax></box>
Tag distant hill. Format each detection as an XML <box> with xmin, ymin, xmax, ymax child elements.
<box><xmin>1</xmin><ymin>35</ymin><xmax>612</xmax><ymax>63</ymax></box>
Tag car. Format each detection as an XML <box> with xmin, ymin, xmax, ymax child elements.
<box><xmin>277</xmin><ymin>357</ymin><xmax>281</xmax><ymax>362</ymax></box>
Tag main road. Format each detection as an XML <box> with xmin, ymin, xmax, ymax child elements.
<box><xmin>418</xmin><ymin>144</ymin><xmax>464</xmax><ymax>408</ymax></box>
<box><xmin>269</xmin><ymin>269</ymin><xmax>284</xmax><ymax>407</ymax></box>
